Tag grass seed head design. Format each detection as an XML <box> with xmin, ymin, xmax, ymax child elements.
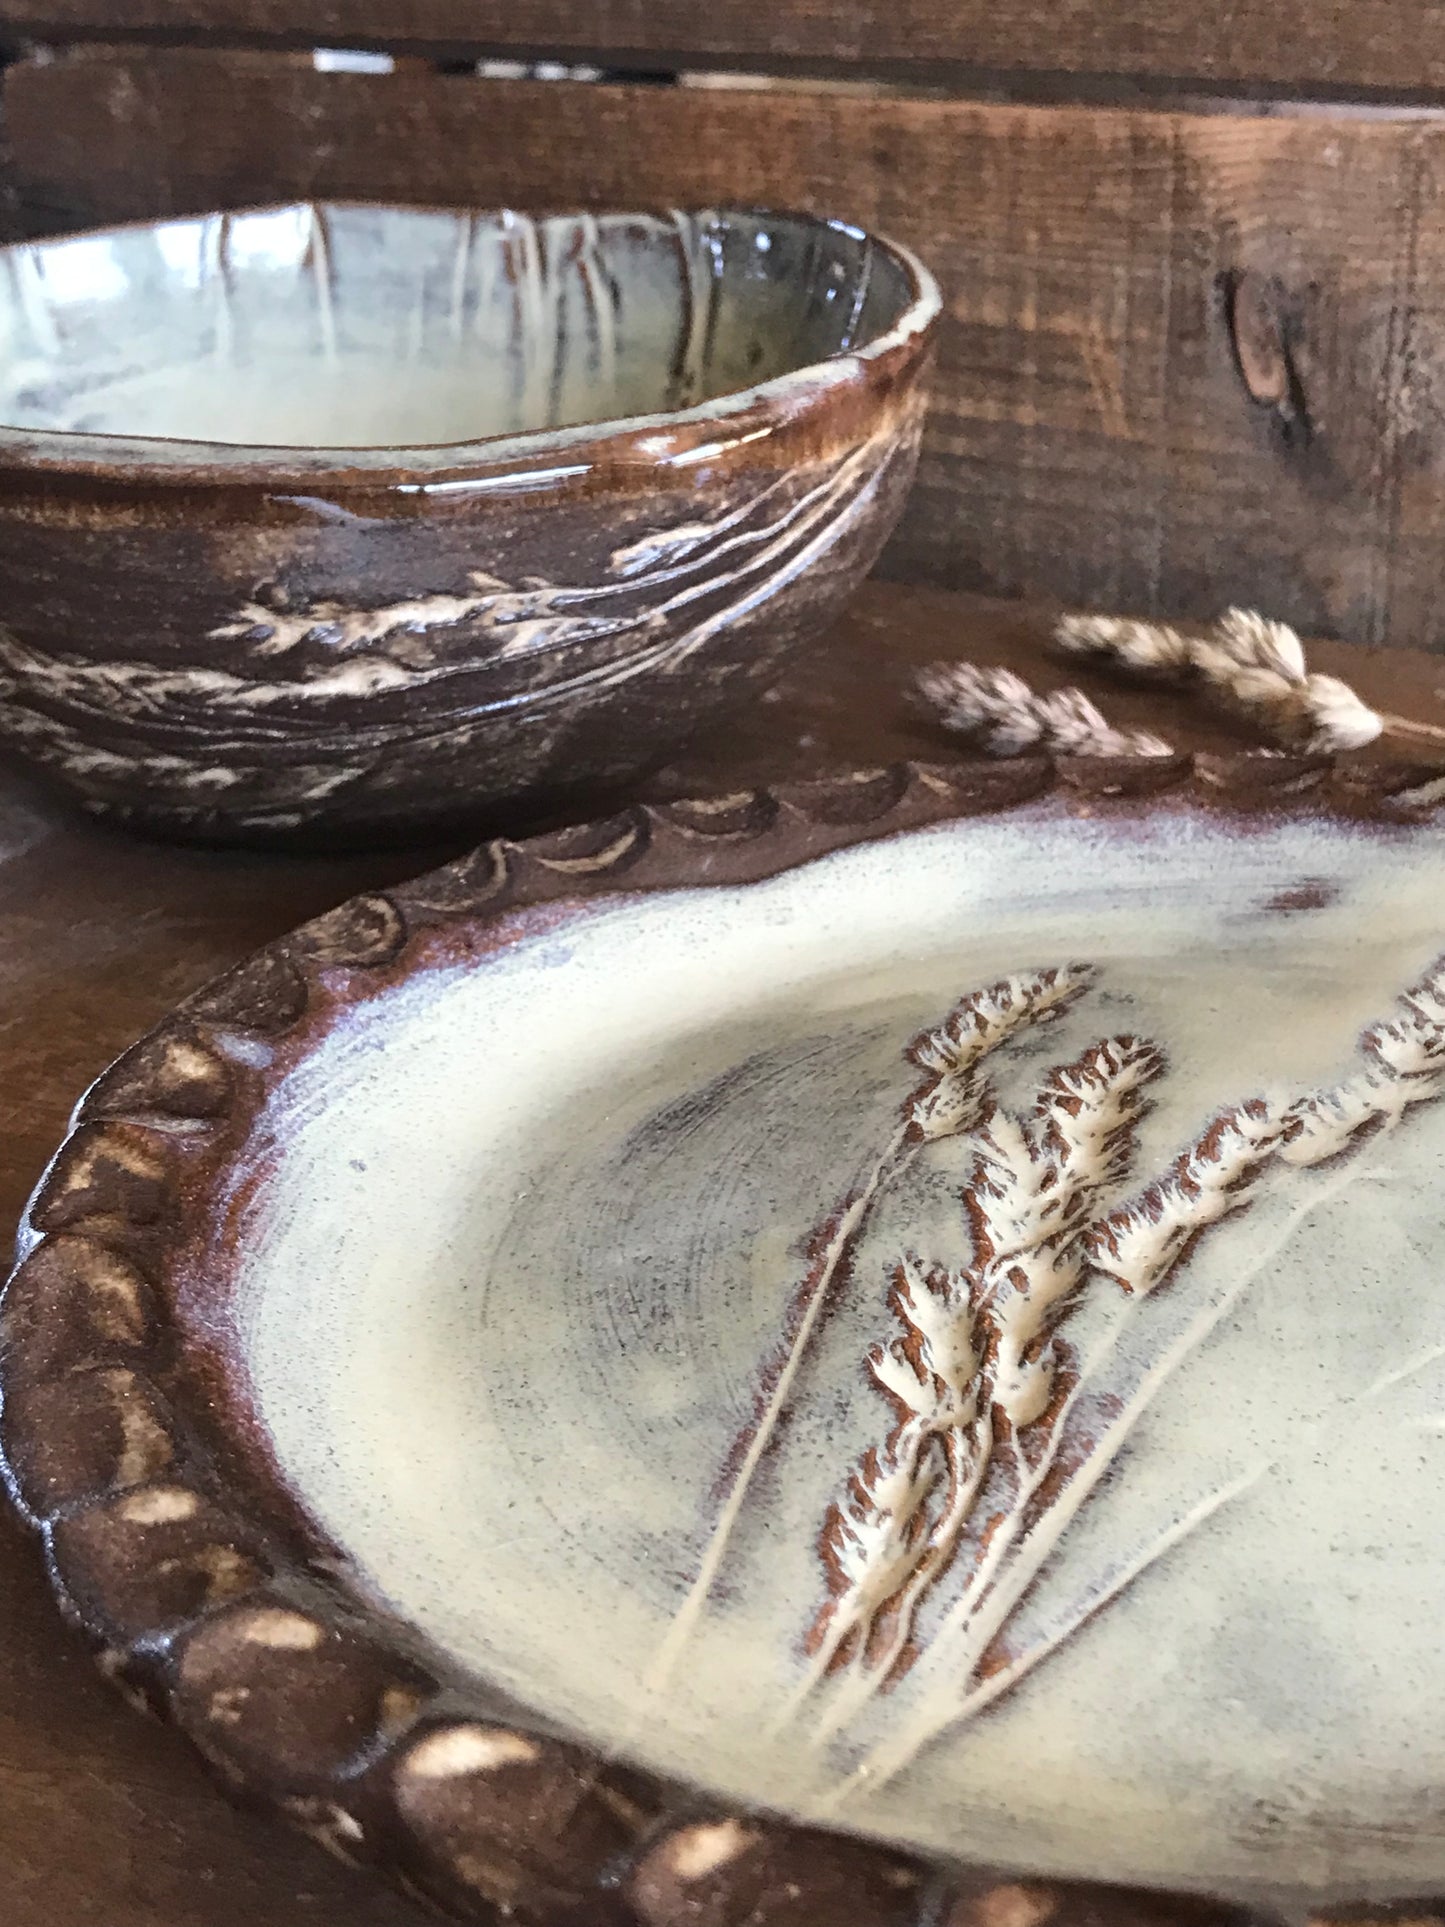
<box><xmin>804</xmin><ymin>952</ymin><xmax>1445</xmax><ymax>1734</ymax></box>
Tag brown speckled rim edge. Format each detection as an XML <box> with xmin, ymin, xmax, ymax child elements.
<box><xmin>4</xmin><ymin>752</ymin><xmax>1443</xmax><ymax>1927</ymax></box>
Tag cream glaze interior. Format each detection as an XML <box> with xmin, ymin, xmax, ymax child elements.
<box><xmin>0</xmin><ymin>205</ymin><xmax>912</xmax><ymax>451</ymax></box>
<box><xmin>228</xmin><ymin>805</ymin><xmax>1445</xmax><ymax>1900</ymax></box>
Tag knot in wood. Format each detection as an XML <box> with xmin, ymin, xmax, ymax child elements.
<box><xmin>1229</xmin><ymin>271</ymin><xmax>1292</xmax><ymax>409</ymax></box>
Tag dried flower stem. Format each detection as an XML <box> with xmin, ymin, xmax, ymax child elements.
<box><xmin>1056</xmin><ymin>606</ymin><xmax>1445</xmax><ymax>756</ymax></box>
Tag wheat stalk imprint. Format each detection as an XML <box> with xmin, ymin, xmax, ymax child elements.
<box><xmin>798</xmin><ymin>952</ymin><xmax>1445</xmax><ymax>1754</ymax></box>
<box><xmin>207</xmin><ymin>431</ymin><xmax>894</xmax><ymax>671</ymax></box>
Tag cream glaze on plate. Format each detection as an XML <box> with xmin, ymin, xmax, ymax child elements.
<box><xmin>227</xmin><ymin>804</ymin><xmax>1445</xmax><ymax>1898</ymax></box>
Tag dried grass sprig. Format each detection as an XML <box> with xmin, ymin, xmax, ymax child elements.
<box><xmin>916</xmin><ymin>661</ymin><xmax>1173</xmax><ymax>759</ymax></box>
<box><xmin>1056</xmin><ymin>606</ymin><xmax>1445</xmax><ymax>756</ymax></box>
<box><xmin>803</xmin><ymin>970</ymin><xmax>1096</xmax><ymax>1687</ymax></box>
<box><xmin>812</xmin><ymin>1258</ymin><xmax>990</xmax><ymax>1685</ymax></box>
<box><xmin>990</xmin><ymin>1036</ymin><xmax>1164</xmax><ymax>1421</ymax></box>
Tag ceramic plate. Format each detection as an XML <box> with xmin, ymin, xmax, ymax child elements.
<box><xmin>8</xmin><ymin>754</ymin><xmax>1445</xmax><ymax>1926</ymax></box>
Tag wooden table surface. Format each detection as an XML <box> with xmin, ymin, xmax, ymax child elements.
<box><xmin>5</xmin><ymin>581</ymin><xmax>1445</xmax><ymax>1927</ymax></box>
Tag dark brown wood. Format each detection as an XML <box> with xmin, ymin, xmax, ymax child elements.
<box><xmin>9</xmin><ymin>51</ymin><xmax>1445</xmax><ymax>648</ymax></box>
<box><xmin>3</xmin><ymin>580</ymin><xmax>1443</xmax><ymax>1925</ymax></box>
<box><xmin>5</xmin><ymin>0</ymin><xmax>1445</xmax><ymax>100</ymax></box>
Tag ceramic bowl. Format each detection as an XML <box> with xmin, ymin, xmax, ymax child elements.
<box><xmin>0</xmin><ymin>203</ymin><xmax>939</xmax><ymax>845</ymax></box>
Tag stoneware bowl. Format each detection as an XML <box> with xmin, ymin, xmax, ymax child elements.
<box><xmin>7</xmin><ymin>752</ymin><xmax>1445</xmax><ymax>1925</ymax></box>
<box><xmin>0</xmin><ymin>202</ymin><xmax>939</xmax><ymax>845</ymax></box>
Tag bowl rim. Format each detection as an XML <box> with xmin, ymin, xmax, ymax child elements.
<box><xmin>0</xmin><ymin>201</ymin><xmax>942</xmax><ymax>492</ymax></box>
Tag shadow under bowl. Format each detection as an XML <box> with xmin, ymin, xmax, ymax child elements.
<box><xmin>0</xmin><ymin>202</ymin><xmax>940</xmax><ymax>846</ymax></box>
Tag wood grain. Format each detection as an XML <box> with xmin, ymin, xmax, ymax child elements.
<box><xmin>6</xmin><ymin>0</ymin><xmax>1445</xmax><ymax>99</ymax></box>
<box><xmin>11</xmin><ymin>51</ymin><xmax>1445</xmax><ymax>647</ymax></box>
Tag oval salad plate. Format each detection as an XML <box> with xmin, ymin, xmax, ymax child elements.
<box><xmin>7</xmin><ymin>755</ymin><xmax>1445</xmax><ymax>1927</ymax></box>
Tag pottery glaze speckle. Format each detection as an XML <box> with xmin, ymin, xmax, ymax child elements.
<box><xmin>0</xmin><ymin>204</ymin><xmax>939</xmax><ymax>844</ymax></box>
<box><xmin>7</xmin><ymin>757</ymin><xmax>1445</xmax><ymax>1925</ymax></box>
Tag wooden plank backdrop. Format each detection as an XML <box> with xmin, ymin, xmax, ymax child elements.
<box><xmin>7</xmin><ymin>51</ymin><xmax>1445</xmax><ymax>646</ymax></box>
<box><xmin>5</xmin><ymin>0</ymin><xmax>1445</xmax><ymax>98</ymax></box>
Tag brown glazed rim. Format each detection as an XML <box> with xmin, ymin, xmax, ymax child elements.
<box><xmin>0</xmin><ymin>202</ymin><xmax>942</xmax><ymax>499</ymax></box>
<box><xmin>4</xmin><ymin>750</ymin><xmax>1443</xmax><ymax>1927</ymax></box>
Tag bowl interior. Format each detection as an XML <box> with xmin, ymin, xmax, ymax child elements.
<box><xmin>218</xmin><ymin>804</ymin><xmax>1445</xmax><ymax>1897</ymax></box>
<box><xmin>0</xmin><ymin>205</ymin><xmax>918</xmax><ymax>451</ymax></box>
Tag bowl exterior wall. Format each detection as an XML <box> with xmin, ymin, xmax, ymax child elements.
<box><xmin>0</xmin><ymin>361</ymin><xmax>930</xmax><ymax>844</ymax></box>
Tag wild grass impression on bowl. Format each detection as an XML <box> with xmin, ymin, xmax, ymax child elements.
<box><xmin>657</xmin><ymin>947</ymin><xmax>1445</xmax><ymax>1787</ymax></box>
<box><xmin>206</xmin><ymin>446</ymin><xmax>890</xmax><ymax>671</ymax></box>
